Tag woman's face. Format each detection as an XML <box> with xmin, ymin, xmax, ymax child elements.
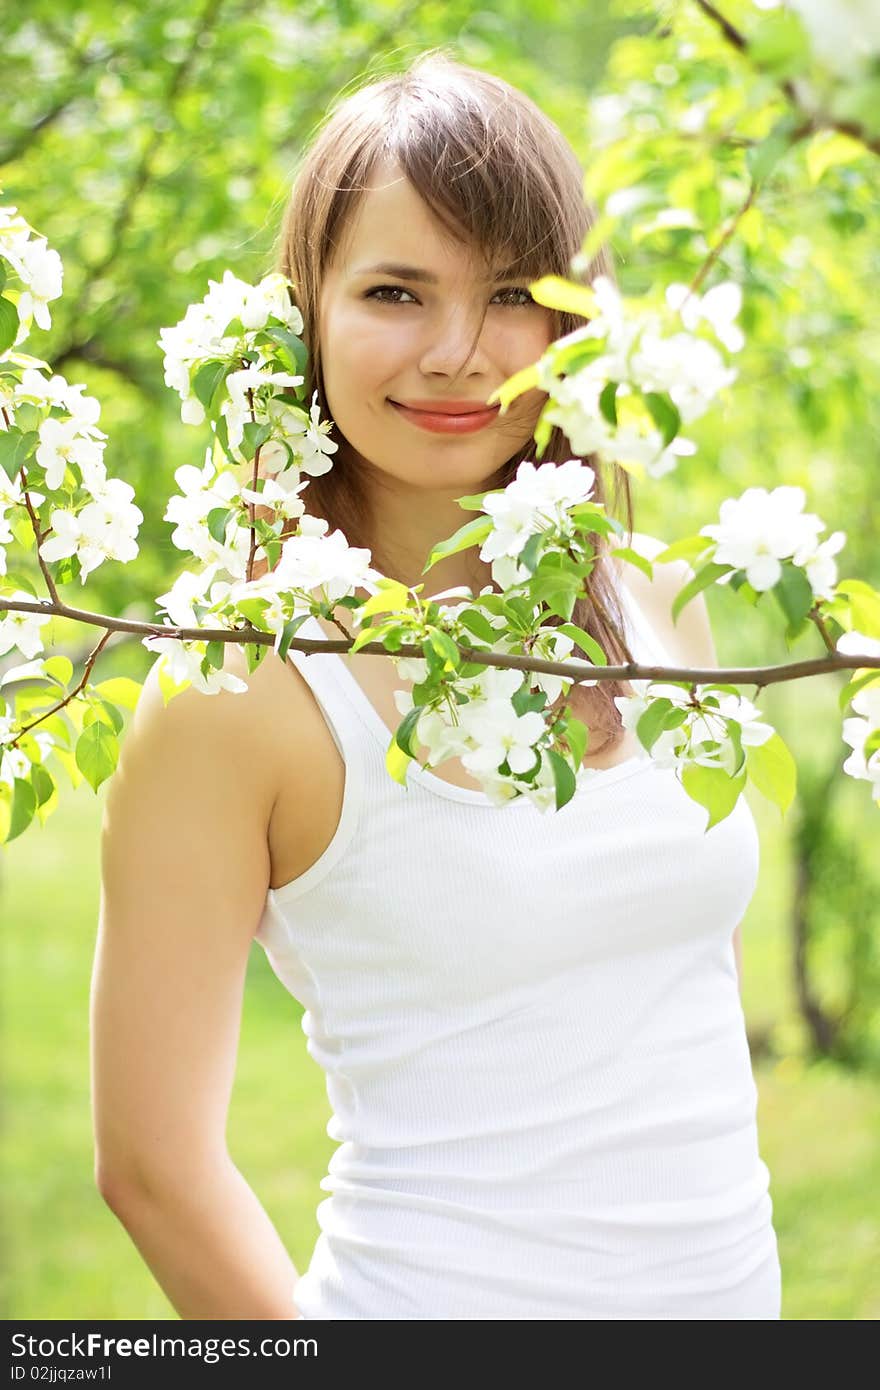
<box><xmin>317</xmin><ymin>158</ymin><xmax>556</xmax><ymax>495</ymax></box>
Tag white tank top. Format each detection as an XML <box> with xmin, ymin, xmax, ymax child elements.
<box><xmin>255</xmin><ymin>583</ymin><xmax>782</xmax><ymax>1319</ymax></box>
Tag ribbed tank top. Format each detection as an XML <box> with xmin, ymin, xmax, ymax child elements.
<box><xmin>255</xmin><ymin>583</ymin><xmax>782</xmax><ymax>1320</ymax></box>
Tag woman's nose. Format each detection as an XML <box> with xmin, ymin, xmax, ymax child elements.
<box><xmin>417</xmin><ymin>307</ymin><xmax>492</xmax><ymax>377</ymax></box>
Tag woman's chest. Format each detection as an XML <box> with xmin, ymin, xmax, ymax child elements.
<box><xmin>267</xmin><ymin>639</ymin><xmax>644</xmax><ymax>891</ymax></box>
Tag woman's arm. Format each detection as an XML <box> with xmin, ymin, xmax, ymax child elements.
<box><xmin>91</xmin><ymin>648</ymin><xmax>304</xmax><ymax>1319</ymax></box>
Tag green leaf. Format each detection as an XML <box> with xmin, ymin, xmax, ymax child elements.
<box><xmin>485</xmin><ymin>361</ymin><xmax>539</xmax><ymax>410</ymax></box>
<box><xmin>0</xmin><ymin>569</ymin><xmax>39</xmax><ymax>599</ymax></box>
<box><xmin>455</xmin><ymin>607</ymin><xmax>497</xmax><ymax>645</ymax></box>
<box><xmin>346</xmin><ymin>619</ymin><xmax>394</xmax><ymax>655</ymax></box>
<box><xmin>192</xmin><ymin>360</ymin><xmax>230</xmax><ymax>413</ymax></box>
<box><xmin>726</xmin><ymin>717</ymin><xmax>746</xmax><ymax>777</ymax></box>
<box><xmin>556</xmin><ymin>621</ymin><xmax>608</xmax><ymax>666</ymax></box>
<box><xmin>773</xmin><ymin>561</ymin><xmax>815</xmax><ymax>635</ymax></box>
<box><xmin>88</xmin><ymin>695</ymin><xmax>125</xmax><ymax>735</ymax></box>
<box><xmin>35</xmin><ymin>712</ymin><xmax>71</xmax><ymax>748</ymax></box>
<box><xmin>425</xmin><ymin>627</ymin><xmax>460</xmax><ymax>671</ymax></box>
<box><xmin>529</xmin><ymin>275</ymin><xmax>598</xmax><ymax>319</ymax></box>
<box><xmin>511</xmin><ymin>686</ymin><xmax>546</xmax><ymax>716</ymax></box>
<box><xmin>12</xmin><ymin>402</ymin><xmax>43</xmax><ymax>434</ymax></box>
<box><xmin>529</xmin><ymin>567</ymin><xmax>584</xmax><ymax>619</ymax></box>
<box><xmin>838</xmin><ymin>671</ymin><xmax>880</xmax><ymax>714</ymax></box>
<box><xmin>206</xmin><ymin>505</ymin><xmax>232</xmax><ymax>544</ymax></box>
<box><xmin>0</xmin><ymin>296</ymin><xmax>19</xmax><ymax>355</ymax></box>
<box><xmin>533</xmin><ymin>408</ymin><xmax>554</xmax><ymax>459</ymax></box>
<box><xmin>31</xmin><ymin>760</ymin><xmax>56</xmax><ymax>811</ymax></box>
<box><xmin>453</xmin><ymin>488</ymin><xmax>497</xmax><ymax>513</ymax></box>
<box><xmin>92</xmin><ymin>677</ymin><xmax>144</xmax><ymax>712</ymax></box>
<box><xmin>156</xmin><ymin>659</ymin><xmax>191</xmax><ymax>705</ymax></box>
<box><xmin>385</xmin><ymin>734</ymin><xmax>413</xmax><ymax>787</ymax></box>
<box><xmin>608</xmin><ymin>545</ymin><xmax>653</xmax><ymax>581</ymax></box>
<box><xmin>749</xmin><ymin>9</ymin><xmax>813</xmax><ymax>81</ymax></box>
<box><xmin>636</xmin><ymin>696</ymin><xmax>675</xmax><ymax>750</ymax></box>
<box><xmin>519</xmin><ymin>531</ymin><xmax>546</xmax><ymax>575</ymax></box>
<box><xmin>564</xmin><ymin>714</ymin><xmax>588</xmax><ymax>768</ymax></box>
<box><xmin>276</xmin><ymin>612</ymin><xmax>312</xmax><ymax>662</ymax></box>
<box><xmin>835</xmin><ymin>580</ymin><xmax>880</xmax><ymax>638</ymax></box>
<box><xmin>261</xmin><ymin>325</ymin><xmax>308</xmax><ymax>377</ymax></box>
<box><xmin>745</xmin><ymin>732</ymin><xmax>797</xmax><ymax>816</ymax></box>
<box><xmin>806</xmin><ymin>129</ymin><xmax>869</xmax><ymax>185</ymax></box>
<box><xmin>680</xmin><ymin>761</ymin><xmax>747</xmax><ymax>831</ymax></box>
<box><xmin>50</xmin><ymin>743</ymin><xmax>83</xmax><ymax>788</ymax></box>
<box><xmin>547</xmin><ymin>747</ymin><xmax>577</xmax><ymax>810</ymax></box>
<box><xmin>41</xmin><ymin>655</ymin><xmax>74</xmax><ymax>688</ymax></box>
<box><xmin>653</xmin><ymin>535</ymin><xmax>715</xmax><ymax>567</ymax></box>
<box><xmin>747</xmin><ymin>110</ymin><xmax>803</xmax><ymax>183</ymax></box>
<box><xmin>74</xmin><ymin>721</ymin><xmax>119</xmax><ymax>793</ymax></box>
<box><xmin>30</xmin><ymin>761</ymin><xmax>57</xmax><ymax>822</ymax></box>
<box><xmin>671</xmin><ymin>562</ymin><xmax>729</xmax><ymax>623</ymax></box>
<box><xmin>205</xmin><ymin>639</ymin><xmax>225</xmax><ymax>670</ymax></box>
<box><xmin>641</xmin><ymin>390</ymin><xmax>681</xmax><ymax>447</ymax></box>
<box><xmin>393</xmin><ymin>703</ymin><xmax>424</xmax><ymax>759</ymax></box>
<box><xmin>241</xmin><ymin>419</ymin><xmax>273</xmax><ymax>457</ymax></box>
<box><xmin>424</xmin><ymin>515</ymin><xmax>493</xmax><ymax>570</ymax></box>
<box><xmin>358</xmin><ymin>579</ymin><xmax>411</xmax><ymax>619</ymax></box>
<box><xmin>0</xmin><ymin>427</ymin><xmax>39</xmax><ymax>480</ymax></box>
<box><xmin>234</xmin><ymin>596</ymin><xmax>271</xmax><ymax>630</ymax></box>
<box><xmin>548</xmin><ymin>335</ymin><xmax>607</xmax><ymax>375</ymax></box>
<box><xmin>5</xmin><ymin>776</ymin><xmax>37</xmax><ymax>843</ymax></box>
<box><xmin>598</xmin><ymin>379</ymin><xmax>618</xmax><ymax>426</ymax></box>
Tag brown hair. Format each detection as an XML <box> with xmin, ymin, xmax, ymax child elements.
<box><xmin>261</xmin><ymin>48</ymin><xmax>637</xmax><ymax>756</ymax></box>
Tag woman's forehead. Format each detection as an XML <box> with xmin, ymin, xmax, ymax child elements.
<box><xmin>334</xmin><ymin>183</ymin><xmax>516</xmax><ymax>283</ymax></box>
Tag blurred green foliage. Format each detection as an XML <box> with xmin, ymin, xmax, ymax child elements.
<box><xmin>2</xmin><ymin>0</ymin><xmax>879</xmax><ymax>1318</ymax></box>
<box><xmin>2</xmin><ymin>773</ymin><xmax>878</xmax><ymax>1319</ymax></box>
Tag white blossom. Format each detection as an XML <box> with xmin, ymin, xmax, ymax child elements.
<box><xmin>157</xmin><ymin>270</ymin><xmax>303</xmax><ymax>425</ymax></box>
<box><xmin>279</xmin><ymin>389</ymin><xmax>339</xmax><ymax>477</ymax></box>
<box><xmin>837</xmin><ymin>630</ymin><xmax>880</xmax><ymax>664</ymax></box>
<box><xmin>700</xmin><ymin>486</ymin><xmax>843</xmax><ymax>596</ymax></box>
<box><xmin>0</xmin><ymin>216</ymin><xmax>63</xmax><ymax>331</ymax></box>
<box><xmin>787</xmin><ymin>0</ymin><xmax>880</xmax><ymax>79</ymax></box>
<box><xmin>614</xmin><ymin>680</ymin><xmax>774</xmax><ymax>775</ymax></box>
<box><xmin>480</xmin><ymin>458</ymin><xmax>596</xmax><ymax>563</ymax></box>
<box><xmin>239</xmin><ymin>472</ymin><xmax>309</xmax><ymax>521</ymax></box>
<box><xmin>274</xmin><ymin>518</ymin><xmax>381</xmax><ymax>608</ymax></box>
<box><xmin>39</xmin><ymin>478</ymin><xmax>143</xmax><ymax>582</ymax></box>
<box><xmin>0</xmin><ymin>710</ymin><xmax>55</xmax><ymax>788</ymax></box>
<box><xmin>794</xmin><ymin>528</ymin><xmax>847</xmax><ymax>601</ymax></box>
<box><xmin>143</xmin><ymin>636</ymin><xmax>250</xmax><ymax>696</ymax></box>
<box><xmin>840</xmin><ymin>685</ymin><xmax>880</xmax><ymax>803</ymax></box>
<box><xmin>0</xmin><ymin>591</ymin><xmax>52</xmax><ymax>659</ymax></box>
<box><xmin>665</xmin><ymin>281</ymin><xmax>744</xmax><ymax>352</ymax></box>
<box><xmin>629</xmin><ymin>329</ymin><xmax>738</xmax><ymax>423</ymax></box>
<box><xmin>35</xmin><ymin>415</ymin><xmax>107</xmax><ymax>491</ymax></box>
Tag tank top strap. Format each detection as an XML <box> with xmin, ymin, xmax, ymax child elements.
<box><xmin>282</xmin><ymin>613</ymin><xmax>370</xmax><ymax>782</ymax></box>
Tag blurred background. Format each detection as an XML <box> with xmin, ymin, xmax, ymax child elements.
<box><xmin>1</xmin><ymin>0</ymin><xmax>878</xmax><ymax>1319</ymax></box>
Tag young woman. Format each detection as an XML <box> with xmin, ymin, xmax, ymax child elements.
<box><xmin>92</xmin><ymin>51</ymin><xmax>782</xmax><ymax>1320</ymax></box>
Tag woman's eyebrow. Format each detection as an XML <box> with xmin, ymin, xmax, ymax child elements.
<box><xmin>353</xmin><ymin>260</ymin><xmax>521</xmax><ymax>284</ymax></box>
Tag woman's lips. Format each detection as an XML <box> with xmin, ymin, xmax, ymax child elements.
<box><xmin>389</xmin><ymin>400</ymin><xmax>500</xmax><ymax>434</ymax></box>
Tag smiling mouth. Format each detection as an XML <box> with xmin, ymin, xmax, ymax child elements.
<box><xmin>388</xmin><ymin>399</ymin><xmax>501</xmax><ymax>433</ymax></box>
<box><xmin>388</xmin><ymin>400</ymin><xmax>499</xmax><ymax>415</ymax></box>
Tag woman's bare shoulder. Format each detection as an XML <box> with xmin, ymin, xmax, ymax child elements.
<box><xmin>615</xmin><ymin>529</ymin><xmax>717</xmax><ymax>668</ymax></box>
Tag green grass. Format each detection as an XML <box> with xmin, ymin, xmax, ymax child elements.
<box><xmin>1</xmin><ymin>768</ymin><xmax>877</xmax><ymax>1320</ymax></box>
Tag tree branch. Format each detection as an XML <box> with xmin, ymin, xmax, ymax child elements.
<box><xmin>692</xmin><ymin>0</ymin><xmax>880</xmax><ymax>158</ymax></box>
<box><xmin>50</xmin><ymin>0</ymin><xmax>227</xmax><ymax>358</ymax></box>
<box><xmin>2</xmin><ymin>593</ymin><xmax>877</xmax><ymax>692</ymax></box>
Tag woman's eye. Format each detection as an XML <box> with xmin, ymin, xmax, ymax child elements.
<box><xmin>365</xmin><ymin>285</ymin><xmax>417</xmax><ymax>304</ymax></box>
<box><xmin>364</xmin><ymin>284</ymin><xmax>535</xmax><ymax>306</ymax></box>
<box><xmin>494</xmin><ymin>286</ymin><xmax>535</xmax><ymax>306</ymax></box>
